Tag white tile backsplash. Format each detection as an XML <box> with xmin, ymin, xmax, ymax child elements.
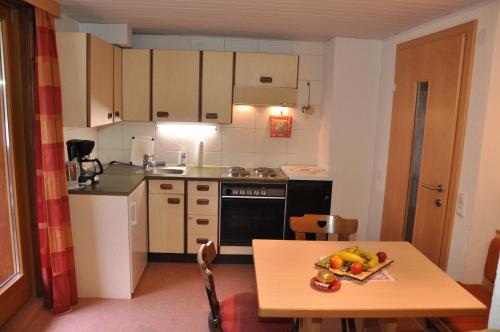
<box><xmin>72</xmin><ymin>34</ymin><xmax>325</xmax><ymax>168</ymax></box>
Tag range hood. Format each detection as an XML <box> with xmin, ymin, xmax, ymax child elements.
<box><xmin>233</xmin><ymin>86</ymin><xmax>297</xmax><ymax>107</ymax></box>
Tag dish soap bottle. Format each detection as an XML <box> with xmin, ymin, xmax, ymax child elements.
<box><xmin>178</xmin><ymin>147</ymin><xmax>187</xmax><ymax>166</ymax></box>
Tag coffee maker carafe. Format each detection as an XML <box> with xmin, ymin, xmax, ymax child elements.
<box><xmin>66</xmin><ymin>139</ymin><xmax>103</xmax><ymax>184</ymax></box>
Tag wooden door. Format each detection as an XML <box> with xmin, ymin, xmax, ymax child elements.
<box><xmin>381</xmin><ymin>22</ymin><xmax>476</xmax><ymax>267</ymax></box>
<box><xmin>152</xmin><ymin>50</ymin><xmax>200</xmax><ymax>122</ymax></box>
<box><xmin>88</xmin><ymin>34</ymin><xmax>114</xmax><ymax>127</ymax></box>
<box><xmin>201</xmin><ymin>51</ymin><xmax>233</xmax><ymax>124</ymax></box>
<box><xmin>113</xmin><ymin>46</ymin><xmax>122</xmax><ymax>123</ymax></box>
<box><xmin>56</xmin><ymin>32</ymin><xmax>87</xmax><ymax>127</ymax></box>
<box><xmin>148</xmin><ymin>194</ymin><xmax>185</xmax><ymax>253</ymax></box>
<box><xmin>235</xmin><ymin>53</ymin><xmax>298</xmax><ymax>88</ymax></box>
<box><xmin>123</xmin><ymin>49</ymin><xmax>151</xmax><ymax>122</ymax></box>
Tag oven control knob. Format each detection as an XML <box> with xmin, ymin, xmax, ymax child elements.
<box><xmin>246</xmin><ymin>188</ymin><xmax>253</xmax><ymax>195</ymax></box>
<box><xmin>231</xmin><ymin>188</ymin><xmax>238</xmax><ymax>195</ymax></box>
<box><xmin>240</xmin><ymin>188</ymin><xmax>246</xmax><ymax>195</ymax></box>
<box><xmin>253</xmin><ymin>189</ymin><xmax>260</xmax><ymax>195</ymax></box>
<box><xmin>260</xmin><ymin>189</ymin><xmax>267</xmax><ymax>196</ymax></box>
<box><xmin>224</xmin><ymin>188</ymin><xmax>233</xmax><ymax>195</ymax></box>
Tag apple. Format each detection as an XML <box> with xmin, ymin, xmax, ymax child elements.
<box><xmin>350</xmin><ymin>262</ymin><xmax>363</xmax><ymax>275</ymax></box>
<box><xmin>329</xmin><ymin>255</ymin><xmax>344</xmax><ymax>269</ymax></box>
<box><xmin>377</xmin><ymin>251</ymin><xmax>387</xmax><ymax>263</ymax></box>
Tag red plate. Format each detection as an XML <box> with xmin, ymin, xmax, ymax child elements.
<box><xmin>310</xmin><ymin>277</ymin><xmax>341</xmax><ymax>292</ymax></box>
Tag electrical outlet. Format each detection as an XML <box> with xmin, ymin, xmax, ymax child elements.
<box><xmin>456</xmin><ymin>192</ymin><xmax>467</xmax><ymax>217</ymax></box>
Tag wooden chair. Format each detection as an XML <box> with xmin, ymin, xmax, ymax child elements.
<box><xmin>290</xmin><ymin>214</ymin><xmax>358</xmax><ymax>241</ymax></box>
<box><xmin>290</xmin><ymin>214</ymin><xmax>359</xmax><ymax>332</ymax></box>
<box><xmin>197</xmin><ymin>241</ymin><xmax>293</xmax><ymax>332</ymax></box>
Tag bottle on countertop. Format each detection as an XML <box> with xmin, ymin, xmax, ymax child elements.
<box><xmin>178</xmin><ymin>147</ymin><xmax>187</xmax><ymax>166</ymax></box>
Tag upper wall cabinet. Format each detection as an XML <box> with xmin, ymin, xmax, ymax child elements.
<box><xmin>122</xmin><ymin>49</ymin><xmax>151</xmax><ymax>122</ymax></box>
<box><xmin>235</xmin><ymin>53</ymin><xmax>299</xmax><ymax>89</ymax></box>
<box><xmin>113</xmin><ymin>46</ymin><xmax>122</xmax><ymax>123</ymax></box>
<box><xmin>153</xmin><ymin>50</ymin><xmax>200</xmax><ymax>122</ymax></box>
<box><xmin>57</xmin><ymin>32</ymin><xmax>115</xmax><ymax>128</ymax></box>
<box><xmin>201</xmin><ymin>52</ymin><xmax>234</xmax><ymax>124</ymax></box>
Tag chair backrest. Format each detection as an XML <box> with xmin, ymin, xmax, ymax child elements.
<box><xmin>290</xmin><ymin>214</ymin><xmax>358</xmax><ymax>241</ymax></box>
<box><xmin>197</xmin><ymin>241</ymin><xmax>220</xmax><ymax>322</ymax></box>
<box><xmin>484</xmin><ymin>231</ymin><xmax>500</xmax><ymax>285</ymax></box>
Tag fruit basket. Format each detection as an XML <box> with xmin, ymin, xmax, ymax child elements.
<box><xmin>315</xmin><ymin>246</ymin><xmax>394</xmax><ymax>281</ymax></box>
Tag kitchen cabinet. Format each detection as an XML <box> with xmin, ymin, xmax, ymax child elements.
<box><xmin>201</xmin><ymin>52</ymin><xmax>234</xmax><ymax>124</ymax></box>
<box><xmin>69</xmin><ymin>181</ymin><xmax>148</xmax><ymax>299</ymax></box>
<box><xmin>148</xmin><ymin>180</ymin><xmax>185</xmax><ymax>253</ymax></box>
<box><xmin>57</xmin><ymin>32</ymin><xmax>115</xmax><ymax>127</ymax></box>
<box><xmin>187</xmin><ymin>181</ymin><xmax>219</xmax><ymax>253</ymax></box>
<box><xmin>113</xmin><ymin>46</ymin><xmax>122</xmax><ymax>123</ymax></box>
<box><xmin>123</xmin><ymin>49</ymin><xmax>151</xmax><ymax>122</ymax></box>
<box><xmin>153</xmin><ymin>50</ymin><xmax>200</xmax><ymax>122</ymax></box>
<box><xmin>235</xmin><ymin>53</ymin><xmax>299</xmax><ymax>88</ymax></box>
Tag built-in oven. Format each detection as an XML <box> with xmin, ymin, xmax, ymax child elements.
<box><xmin>220</xmin><ymin>182</ymin><xmax>287</xmax><ymax>248</ymax></box>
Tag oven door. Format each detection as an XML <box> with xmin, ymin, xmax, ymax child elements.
<box><xmin>220</xmin><ymin>197</ymin><xmax>286</xmax><ymax>246</ymax></box>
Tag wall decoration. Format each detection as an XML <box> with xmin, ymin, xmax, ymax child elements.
<box><xmin>270</xmin><ymin>115</ymin><xmax>292</xmax><ymax>138</ymax></box>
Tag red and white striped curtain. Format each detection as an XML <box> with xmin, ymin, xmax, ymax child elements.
<box><xmin>34</xmin><ymin>8</ymin><xmax>78</xmax><ymax>314</ymax></box>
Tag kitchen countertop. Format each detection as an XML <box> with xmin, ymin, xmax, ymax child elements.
<box><xmin>68</xmin><ymin>165</ymin><xmax>224</xmax><ymax>196</ymax></box>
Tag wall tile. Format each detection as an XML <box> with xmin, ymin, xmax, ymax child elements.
<box><xmin>286</xmin><ymin>153</ymin><xmax>318</xmax><ymax>166</ymax></box>
<box><xmin>155</xmin><ymin>150</ymin><xmax>178</xmax><ymax>165</ymax></box>
<box><xmin>191</xmin><ymin>36</ymin><xmax>225</xmax><ymax>51</ymax></box>
<box><xmin>299</xmin><ymin>55</ymin><xmax>324</xmax><ymax>80</ymax></box>
<box><xmin>156</xmin><ymin>35</ymin><xmax>191</xmax><ymax>50</ymax></box>
<box><xmin>156</xmin><ymin>134</ymin><xmax>198</xmax><ymax>153</ymax></box>
<box><xmin>254</xmin><ymin>107</ymin><xmax>272</xmax><ymax>129</ymax></box>
<box><xmin>98</xmin><ymin>148</ymin><xmax>126</xmax><ymax>163</ymax></box>
<box><xmin>222</xmin><ymin>153</ymin><xmax>253</xmax><ymax>168</ymax></box>
<box><xmin>258</xmin><ymin>39</ymin><xmax>291</xmax><ymax>54</ymax></box>
<box><xmin>289</xmin><ymin>107</ymin><xmax>322</xmax><ymax>131</ymax></box>
<box><xmin>122</xmin><ymin>123</ymin><xmax>156</xmax><ymax>148</ymax></box>
<box><xmin>254</xmin><ymin>129</ymin><xmax>287</xmax><ymax>154</ymax></box>
<box><xmin>201</xmin><ymin>129</ymin><xmax>222</xmax><ymax>152</ymax></box>
<box><xmin>298</xmin><ymin>80</ymin><xmax>323</xmax><ymax>106</ymax></box>
<box><xmin>287</xmin><ymin>130</ymin><xmax>319</xmax><ymax>155</ymax></box>
<box><xmin>221</xmin><ymin>128</ymin><xmax>254</xmax><ymax>153</ymax></box>
<box><xmin>202</xmin><ymin>152</ymin><xmax>222</xmax><ymax>166</ymax></box>
<box><xmin>132</xmin><ymin>35</ymin><xmax>156</xmax><ymax>49</ymax></box>
<box><xmin>225</xmin><ymin>38</ymin><xmax>258</xmax><ymax>52</ymax></box>
<box><xmin>292</xmin><ymin>41</ymin><xmax>325</xmax><ymax>56</ymax></box>
<box><xmin>97</xmin><ymin>123</ymin><xmax>123</xmax><ymax>149</ymax></box>
<box><xmin>253</xmin><ymin>153</ymin><xmax>286</xmax><ymax>168</ymax></box>
<box><xmin>227</xmin><ymin>105</ymin><xmax>256</xmax><ymax>128</ymax></box>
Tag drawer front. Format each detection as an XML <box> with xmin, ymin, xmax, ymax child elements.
<box><xmin>149</xmin><ymin>180</ymin><xmax>184</xmax><ymax>194</ymax></box>
<box><xmin>188</xmin><ymin>195</ymin><xmax>218</xmax><ymax>215</ymax></box>
<box><xmin>188</xmin><ymin>215</ymin><xmax>218</xmax><ymax>236</ymax></box>
<box><xmin>187</xmin><ymin>233</ymin><xmax>218</xmax><ymax>254</ymax></box>
<box><xmin>187</xmin><ymin>181</ymin><xmax>218</xmax><ymax>197</ymax></box>
<box><xmin>148</xmin><ymin>194</ymin><xmax>184</xmax><ymax>253</ymax></box>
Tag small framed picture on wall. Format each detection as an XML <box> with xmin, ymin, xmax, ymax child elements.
<box><xmin>270</xmin><ymin>115</ymin><xmax>292</xmax><ymax>138</ymax></box>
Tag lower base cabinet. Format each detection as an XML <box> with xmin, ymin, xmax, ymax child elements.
<box><xmin>69</xmin><ymin>181</ymin><xmax>148</xmax><ymax>299</ymax></box>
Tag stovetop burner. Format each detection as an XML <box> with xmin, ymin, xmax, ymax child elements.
<box><xmin>223</xmin><ymin>166</ymin><xmax>286</xmax><ymax>180</ymax></box>
<box><xmin>254</xmin><ymin>167</ymin><xmax>277</xmax><ymax>177</ymax></box>
<box><xmin>227</xmin><ymin>167</ymin><xmax>250</xmax><ymax>177</ymax></box>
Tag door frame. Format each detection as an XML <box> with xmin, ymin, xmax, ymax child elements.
<box><xmin>381</xmin><ymin>21</ymin><xmax>477</xmax><ymax>270</ymax></box>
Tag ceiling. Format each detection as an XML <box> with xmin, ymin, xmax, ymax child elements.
<box><xmin>59</xmin><ymin>0</ymin><xmax>484</xmax><ymax>40</ymax></box>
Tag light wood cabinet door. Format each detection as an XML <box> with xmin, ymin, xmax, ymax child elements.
<box><xmin>235</xmin><ymin>53</ymin><xmax>298</xmax><ymax>88</ymax></box>
<box><xmin>88</xmin><ymin>34</ymin><xmax>114</xmax><ymax>127</ymax></box>
<box><xmin>113</xmin><ymin>46</ymin><xmax>122</xmax><ymax>123</ymax></box>
<box><xmin>56</xmin><ymin>32</ymin><xmax>87</xmax><ymax>127</ymax></box>
<box><xmin>123</xmin><ymin>49</ymin><xmax>151</xmax><ymax>122</ymax></box>
<box><xmin>202</xmin><ymin>52</ymin><xmax>233</xmax><ymax>124</ymax></box>
<box><xmin>152</xmin><ymin>50</ymin><xmax>200</xmax><ymax>122</ymax></box>
<box><xmin>148</xmin><ymin>194</ymin><xmax>184</xmax><ymax>253</ymax></box>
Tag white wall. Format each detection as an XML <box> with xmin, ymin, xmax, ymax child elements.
<box><xmin>79</xmin><ymin>35</ymin><xmax>325</xmax><ymax>168</ymax></box>
<box><xmin>79</xmin><ymin>23</ymin><xmax>132</xmax><ymax>47</ymax></box>
<box><xmin>319</xmin><ymin>38</ymin><xmax>382</xmax><ymax>240</ymax></box>
<box><xmin>367</xmin><ymin>0</ymin><xmax>500</xmax><ymax>282</ymax></box>
<box><xmin>55</xmin><ymin>14</ymin><xmax>79</xmax><ymax>32</ymax></box>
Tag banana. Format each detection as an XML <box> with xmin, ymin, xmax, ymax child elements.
<box><xmin>331</xmin><ymin>251</ymin><xmax>366</xmax><ymax>264</ymax></box>
<box><xmin>363</xmin><ymin>251</ymin><xmax>379</xmax><ymax>269</ymax></box>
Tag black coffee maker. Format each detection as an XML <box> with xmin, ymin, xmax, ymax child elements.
<box><xmin>66</xmin><ymin>139</ymin><xmax>103</xmax><ymax>184</ymax></box>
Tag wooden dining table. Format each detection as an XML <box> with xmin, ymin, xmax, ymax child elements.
<box><xmin>252</xmin><ymin>239</ymin><xmax>487</xmax><ymax>332</ymax></box>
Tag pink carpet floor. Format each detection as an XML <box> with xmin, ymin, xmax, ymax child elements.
<box><xmin>1</xmin><ymin>263</ymin><xmax>423</xmax><ymax>332</ymax></box>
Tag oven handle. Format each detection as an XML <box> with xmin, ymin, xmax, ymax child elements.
<box><xmin>221</xmin><ymin>195</ymin><xmax>286</xmax><ymax>200</ymax></box>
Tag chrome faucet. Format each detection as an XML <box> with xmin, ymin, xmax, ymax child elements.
<box><xmin>143</xmin><ymin>154</ymin><xmax>155</xmax><ymax>170</ymax></box>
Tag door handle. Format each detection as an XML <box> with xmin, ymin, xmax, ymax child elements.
<box><xmin>434</xmin><ymin>199</ymin><xmax>443</xmax><ymax>207</ymax></box>
<box><xmin>422</xmin><ymin>183</ymin><xmax>444</xmax><ymax>192</ymax></box>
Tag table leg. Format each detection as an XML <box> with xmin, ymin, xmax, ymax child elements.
<box><xmin>299</xmin><ymin>318</ymin><xmax>322</xmax><ymax>332</ymax></box>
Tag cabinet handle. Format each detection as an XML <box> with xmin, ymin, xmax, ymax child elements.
<box><xmin>197</xmin><ymin>199</ymin><xmax>209</xmax><ymax>205</ymax></box>
<box><xmin>160</xmin><ymin>184</ymin><xmax>173</xmax><ymax>190</ymax></box>
<box><xmin>157</xmin><ymin>111</ymin><xmax>169</xmax><ymax>118</ymax></box>
<box><xmin>167</xmin><ymin>198</ymin><xmax>180</xmax><ymax>204</ymax></box>
<box><xmin>107</xmin><ymin>112</ymin><xmax>113</xmax><ymax>119</ymax></box>
<box><xmin>197</xmin><ymin>184</ymin><xmax>210</xmax><ymax>191</ymax></box>
<box><xmin>115</xmin><ymin>112</ymin><xmax>120</xmax><ymax>118</ymax></box>
<box><xmin>196</xmin><ymin>218</ymin><xmax>210</xmax><ymax>225</ymax></box>
<box><xmin>196</xmin><ymin>238</ymin><xmax>209</xmax><ymax>244</ymax></box>
<box><xmin>260</xmin><ymin>76</ymin><xmax>273</xmax><ymax>83</ymax></box>
<box><xmin>205</xmin><ymin>113</ymin><xmax>218</xmax><ymax>120</ymax></box>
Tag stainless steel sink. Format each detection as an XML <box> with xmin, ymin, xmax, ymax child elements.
<box><xmin>146</xmin><ymin>166</ymin><xmax>187</xmax><ymax>176</ymax></box>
